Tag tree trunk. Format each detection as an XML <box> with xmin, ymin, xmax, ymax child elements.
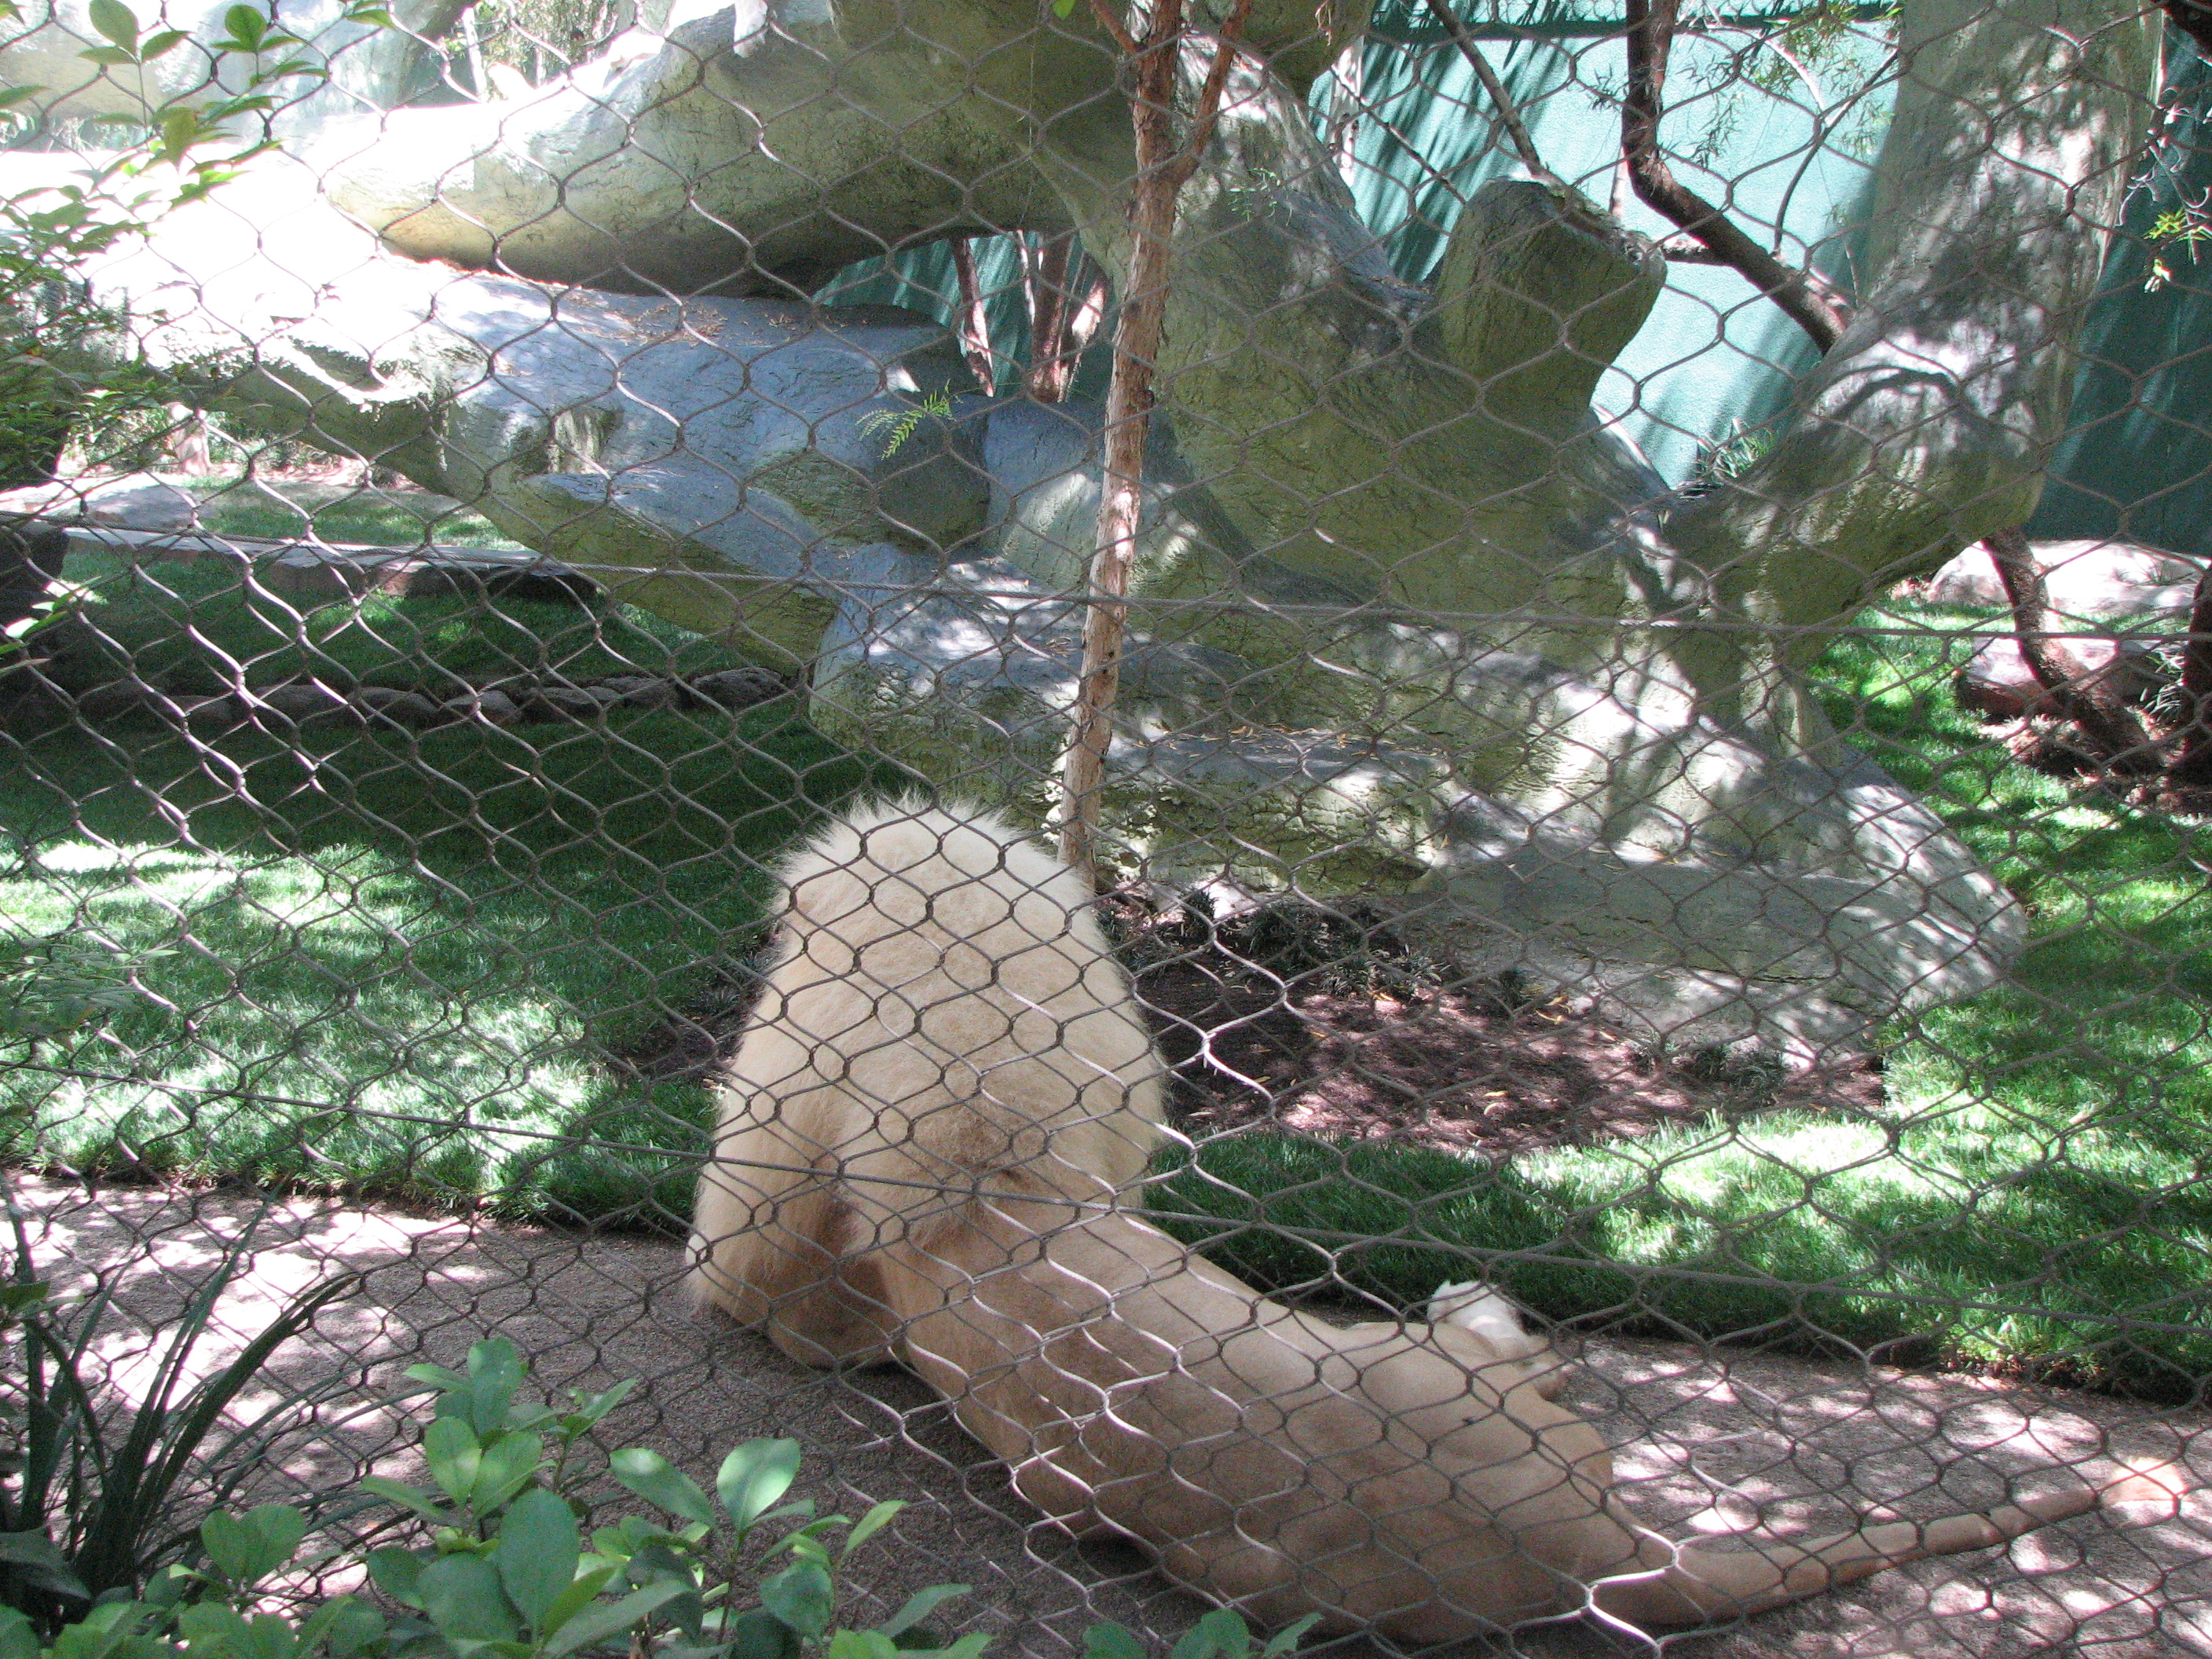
<box><xmin>1983</xmin><ymin>526</ymin><xmax>2159</xmax><ymax>774</ymax></box>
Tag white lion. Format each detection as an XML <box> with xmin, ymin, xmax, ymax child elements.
<box><xmin>690</xmin><ymin>800</ymin><xmax>2177</xmax><ymax>1643</ymax></box>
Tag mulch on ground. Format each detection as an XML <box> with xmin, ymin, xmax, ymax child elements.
<box><xmin>621</xmin><ymin>895</ymin><xmax>1885</xmax><ymax>1159</ymax></box>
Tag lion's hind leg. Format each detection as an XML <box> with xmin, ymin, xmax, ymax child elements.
<box><xmin>1427</xmin><ymin>1279</ymin><xmax>1568</xmax><ymax>1397</ymax></box>
<box><xmin>687</xmin><ymin>1086</ymin><xmax>900</xmax><ymax>1368</ymax></box>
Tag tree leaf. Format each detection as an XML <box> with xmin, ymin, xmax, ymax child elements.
<box><xmin>85</xmin><ymin>0</ymin><xmax>137</xmax><ymax>50</ymax></box>
<box><xmin>538</xmin><ymin>1579</ymin><xmax>690</xmax><ymax>1659</ymax></box>
<box><xmin>423</xmin><ymin>1415</ymin><xmax>483</xmax><ymax>1506</ymax></box>
<box><xmin>720</xmin><ymin>1609</ymin><xmax>797</xmax><ymax>1659</ymax></box>
<box><xmin>873</xmin><ymin>1584</ymin><xmax>968</xmax><ymax>1641</ymax></box>
<box><xmin>1082</xmin><ymin>1626</ymin><xmax>1148</xmax><ymax>1659</ymax></box>
<box><xmin>757</xmin><ymin>1559</ymin><xmax>834</xmax><ymax>1639</ymax></box>
<box><xmin>493</xmin><ymin>1489</ymin><xmax>579</xmax><ymax>1631</ymax></box>
<box><xmin>716</xmin><ymin>1438</ymin><xmax>800</xmax><ymax>1535</ymax></box>
<box><xmin>1170</xmin><ymin>1611</ymin><xmax>1251</xmax><ymax>1659</ymax></box>
<box><xmin>364</xmin><ymin>1548</ymin><xmax>425</xmax><ymax>1610</ymax></box>
<box><xmin>840</xmin><ymin>1500</ymin><xmax>905</xmax><ymax>1560</ymax></box>
<box><xmin>417</xmin><ymin>1554</ymin><xmax>519</xmax><ymax>1644</ymax></box>
<box><xmin>200</xmin><ymin>1505</ymin><xmax>306</xmax><ymax>1587</ymax></box>
<box><xmin>1258</xmin><ymin>1614</ymin><xmax>1318</xmax><ymax>1657</ymax></box>
<box><xmin>610</xmin><ymin>1448</ymin><xmax>716</xmax><ymax>1529</ymax></box>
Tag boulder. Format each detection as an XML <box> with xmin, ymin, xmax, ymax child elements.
<box><xmin>1924</xmin><ymin>537</ymin><xmax>2202</xmax><ymax>619</ymax></box>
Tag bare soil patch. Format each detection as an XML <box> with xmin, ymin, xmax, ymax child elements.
<box><xmin>620</xmin><ymin>899</ymin><xmax>1885</xmax><ymax>1160</ymax></box>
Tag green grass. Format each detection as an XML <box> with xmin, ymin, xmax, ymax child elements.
<box><xmin>60</xmin><ymin>551</ymin><xmax>759</xmax><ymax>696</ymax></box>
<box><xmin>8</xmin><ymin>580</ymin><xmax>2210</xmax><ymax>1390</ymax></box>
<box><xmin>186</xmin><ymin>478</ymin><xmax>518</xmax><ymax>551</ymax></box>
<box><xmin>2</xmin><ymin>555</ymin><xmax>908</xmax><ymax>1223</ymax></box>
<box><xmin>1152</xmin><ymin>606</ymin><xmax>2212</xmax><ymax>1395</ymax></box>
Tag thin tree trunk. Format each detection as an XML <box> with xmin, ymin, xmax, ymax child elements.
<box><xmin>2166</xmin><ymin>562</ymin><xmax>2212</xmax><ymax>785</ymax></box>
<box><xmin>1024</xmin><ymin>233</ymin><xmax>1074</xmax><ymax>402</ymax></box>
<box><xmin>1059</xmin><ymin>0</ymin><xmax>1253</xmax><ymax>878</ymax></box>
<box><xmin>1327</xmin><ymin>38</ymin><xmax>1364</xmax><ymax>180</ymax></box>
<box><xmin>1983</xmin><ymin>526</ymin><xmax>2161</xmax><ymax>774</ymax></box>
<box><xmin>1621</xmin><ymin>0</ymin><xmax>1849</xmax><ymax>351</ymax></box>
<box><xmin>950</xmin><ymin>236</ymin><xmax>998</xmax><ymax>392</ymax></box>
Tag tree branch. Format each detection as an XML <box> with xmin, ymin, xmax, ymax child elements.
<box><xmin>1983</xmin><ymin>526</ymin><xmax>2161</xmax><ymax>774</ymax></box>
<box><xmin>1419</xmin><ymin>0</ymin><xmax>1562</xmax><ymax>188</ymax></box>
<box><xmin>1622</xmin><ymin>0</ymin><xmax>1850</xmax><ymax>351</ymax></box>
<box><xmin>1060</xmin><ymin>0</ymin><xmax>1255</xmax><ymax>878</ymax></box>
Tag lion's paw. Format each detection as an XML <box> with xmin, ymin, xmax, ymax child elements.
<box><xmin>1428</xmin><ymin>1280</ymin><xmax>1531</xmax><ymax>1345</ymax></box>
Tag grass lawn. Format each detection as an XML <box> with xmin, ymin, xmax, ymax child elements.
<box><xmin>1154</xmin><ymin>605</ymin><xmax>2212</xmax><ymax>1394</ymax></box>
<box><xmin>0</xmin><ymin>551</ymin><xmax>906</xmax><ymax>1224</ymax></box>
<box><xmin>5</xmin><ymin>575</ymin><xmax>2210</xmax><ymax>1392</ymax></box>
<box><xmin>185</xmin><ymin>476</ymin><xmax>518</xmax><ymax>551</ymax></box>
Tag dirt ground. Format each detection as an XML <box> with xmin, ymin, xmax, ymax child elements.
<box><xmin>18</xmin><ymin>1177</ymin><xmax>2212</xmax><ymax>1659</ymax></box>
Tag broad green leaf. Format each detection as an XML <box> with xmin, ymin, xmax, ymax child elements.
<box><xmin>909</xmin><ymin>1636</ymin><xmax>991</xmax><ymax>1659</ymax></box>
<box><xmin>1170</xmin><ymin>1611</ymin><xmax>1251</xmax><ymax>1659</ymax></box>
<box><xmin>1082</xmin><ymin>1626</ymin><xmax>1147</xmax><ymax>1659</ymax></box>
<box><xmin>534</xmin><ymin>1564</ymin><xmax>618</xmax><ymax>1641</ymax></box>
<box><xmin>221</xmin><ymin>3</ymin><xmax>267</xmax><ymax>43</ymax></box>
<box><xmin>0</xmin><ymin>86</ymin><xmax>42</xmax><ymax>108</ymax></box>
<box><xmin>840</xmin><ymin>1501</ymin><xmax>904</xmax><ymax>1559</ymax></box>
<box><xmin>494</xmin><ymin>1489</ymin><xmax>579</xmax><ymax>1631</ymax></box>
<box><xmin>720</xmin><ymin>1609</ymin><xmax>797</xmax><ymax>1659</ymax></box>
<box><xmin>201</xmin><ymin>1505</ymin><xmax>306</xmax><ymax>1586</ymax></box>
<box><xmin>418</xmin><ymin>1554</ymin><xmax>520</xmax><ymax>1644</ymax></box>
<box><xmin>455</xmin><ymin>1338</ymin><xmax>531</xmax><ymax>1434</ymax></box>
<box><xmin>139</xmin><ymin>28</ymin><xmax>186</xmax><ymax>56</ymax></box>
<box><xmin>826</xmin><ymin>1635</ymin><xmax>897</xmax><ymax>1659</ymax></box>
<box><xmin>873</xmin><ymin>1584</ymin><xmax>968</xmax><ymax>1640</ymax></box>
<box><xmin>716</xmin><ymin>1437</ymin><xmax>800</xmax><ymax>1533</ymax></box>
<box><xmin>757</xmin><ymin>1559</ymin><xmax>834</xmax><ymax>1639</ymax></box>
<box><xmin>0</xmin><ymin>1608</ymin><xmax>35</xmax><ymax>1659</ymax></box>
<box><xmin>86</xmin><ymin>0</ymin><xmax>137</xmax><ymax>49</ymax></box>
<box><xmin>610</xmin><ymin>1448</ymin><xmax>716</xmax><ymax>1528</ymax></box>
<box><xmin>0</xmin><ymin>1528</ymin><xmax>87</xmax><ymax>1601</ymax></box>
<box><xmin>424</xmin><ymin>1415</ymin><xmax>484</xmax><ymax>1505</ymax></box>
<box><xmin>75</xmin><ymin>46</ymin><xmax>135</xmax><ymax>64</ymax></box>
<box><xmin>538</xmin><ymin>1580</ymin><xmax>690</xmax><ymax>1659</ymax></box>
<box><xmin>1257</xmin><ymin>1614</ymin><xmax>1318</xmax><ymax>1657</ymax></box>
<box><xmin>295</xmin><ymin>1598</ymin><xmax>388</xmax><ymax>1659</ymax></box>
<box><xmin>470</xmin><ymin>1430</ymin><xmax>548</xmax><ymax>1514</ymax></box>
<box><xmin>365</xmin><ymin>1548</ymin><xmax>426</xmax><ymax>1610</ymax></box>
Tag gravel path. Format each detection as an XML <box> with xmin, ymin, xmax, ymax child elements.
<box><xmin>17</xmin><ymin>1178</ymin><xmax>2212</xmax><ymax>1658</ymax></box>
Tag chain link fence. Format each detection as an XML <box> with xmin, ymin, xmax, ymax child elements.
<box><xmin>2</xmin><ymin>0</ymin><xmax>2210</xmax><ymax>1647</ymax></box>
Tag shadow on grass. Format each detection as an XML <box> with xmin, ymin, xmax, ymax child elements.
<box><xmin>0</xmin><ymin>654</ymin><xmax>906</xmax><ymax>1229</ymax></box>
<box><xmin>1154</xmin><ymin>606</ymin><xmax>2212</xmax><ymax>1397</ymax></box>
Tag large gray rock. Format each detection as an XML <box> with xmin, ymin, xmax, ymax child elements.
<box><xmin>1925</xmin><ymin>537</ymin><xmax>2203</xmax><ymax>618</ymax></box>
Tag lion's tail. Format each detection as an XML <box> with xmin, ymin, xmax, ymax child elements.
<box><xmin>1591</xmin><ymin>1463</ymin><xmax>2184</xmax><ymax>1628</ymax></box>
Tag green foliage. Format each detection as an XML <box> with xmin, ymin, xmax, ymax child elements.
<box><xmin>854</xmin><ymin>394</ymin><xmax>954</xmax><ymax>460</ymax></box>
<box><xmin>0</xmin><ymin>1336</ymin><xmax>1304</xmax><ymax>1659</ymax></box>
<box><xmin>0</xmin><ymin>0</ymin><xmax>390</xmax><ymax>482</ymax></box>
<box><xmin>0</xmin><ymin>1196</ymin><xmax>362</xmax><ymax>1634</ymax></box>
<box><xmin>1149</xmin><ymin>603</ymin><xmax>2212</xmax><ymax>1397</ymax></box>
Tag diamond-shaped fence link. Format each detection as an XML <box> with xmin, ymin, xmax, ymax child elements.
<box><xmin>1</xmin><ymin>0</ymin><xmax>2210</xmax><ymax>1649</ymax></box>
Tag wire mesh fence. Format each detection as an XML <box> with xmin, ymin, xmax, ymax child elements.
<box><xmin>2</xmin><ymin>0</ymin><xmax>2211</xmax><ymax>1648</ymax></box>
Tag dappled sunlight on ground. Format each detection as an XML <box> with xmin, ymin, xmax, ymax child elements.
<box><xmin>16</xmin><ymin>1175</ymin><xmax>2212</xmax><ymax>1657</ymax></box>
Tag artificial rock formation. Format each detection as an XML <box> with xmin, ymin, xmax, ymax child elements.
<box><xmin>2</xmin><ymin>0</ymin><xmax>2160</xmax><ymax>1053</ymax></box>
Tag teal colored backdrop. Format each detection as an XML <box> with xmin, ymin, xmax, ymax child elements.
<box><xmin>828</xmin><ymin>4</ymin><xmax>2199</xmax><ymax>539</ymax></box>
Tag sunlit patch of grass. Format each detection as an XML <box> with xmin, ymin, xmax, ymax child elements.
<box><xmin>0</xmin><ymin>666</ymin><xmax>905</xmax><ymax>1224</ymax></box>
<box><xmin>1153</xmin><ymin>604</ymin><xmax>2212</xmax><ymax>1394</ymax></box>
<box><xmin>187</xmin><ymin>478</ymin><xmax>516</xmax><ymax>550</ymax></box>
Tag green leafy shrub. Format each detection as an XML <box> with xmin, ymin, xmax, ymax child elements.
<box><xmin>1</xmin><ymin>1333</ymin><xmax>1309</xmax><ymax>1659</ymax></box>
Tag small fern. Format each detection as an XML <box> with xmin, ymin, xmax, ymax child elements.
<box><xmin>857</xmin><ymin>389</ymin><xmax>956</xmax><ymax>456</ymax></box>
